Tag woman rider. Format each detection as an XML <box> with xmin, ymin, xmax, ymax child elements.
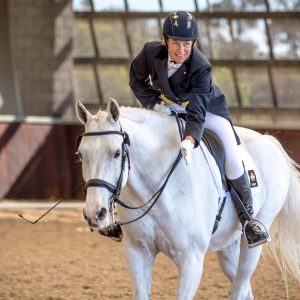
<box><xmin>129</xmin><ymin>11</ymin><xmax>270</xmax><ymax>248</ymax></box>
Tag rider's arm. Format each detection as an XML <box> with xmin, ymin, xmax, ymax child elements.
<box><xmin>184</xmin><ymin>65</ymin><xmax>213</xmax><ymax>146</ymax></box>
<box><xmin>129</xmin><ymin>43</ymin><xmax>162</xmax><ymax>109</ymax></box>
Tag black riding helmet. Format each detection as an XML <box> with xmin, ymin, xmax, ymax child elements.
<box><xmin>162</xmin><ymin>11</ymin><xmax>198</xmax><ymax>41</ymax></box>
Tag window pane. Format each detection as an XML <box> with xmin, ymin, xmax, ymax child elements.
<box><xmin>73</xmin><ymin>65</ymin><xmax>98</xmax><ymax>104</ymax></box>
<box><xmin>73</xmin><ymin>19</ymin><xmax>95</xmax><ymax>57</ymax></box>
<box><xmin>93</xmin><ymin>0</ymin><xmax>125</xmax><ymax>11</ymax></box>
<box><xmin>236</xmin><ymin>68</ymin><xmax>273</xmax><ymax>107</ymax></box>
<box><xmin>232</xmin><ymin>19</ymin><xmax>269</xmax><ymax>59</ymax></box>
<box><xmin>127</xmin><ymin>0</ymin><xmax>160</xmax><ymax>11</ymax></box>
<box><xmin>98</xmin><ymin>65</ymin><xmax>135</xmax><ymax>106</ymax></box>
<box><xmin>94</xmin><ymin>19</ymin><xmax>130</xmax><ymax>58</ymax></box>
<box><xmin>198</xmin><ymin>19</ymin><xmax>269</xmax><ymax>60</ymax></box>
<box><xmin>127</xmin><ymin>19</ymin><xmax>161</xmax><ymax>56</ymax></box>
<box><xmin>195</xmin><ymin>0</ymin><xmax>209</xmax><ymax>11</ymax></box>
<box><xmin>269</xmin><ymin>0</ymin><xmax>300</xmax><ymax>11</ymax></box>
<box><xmin>213</xmin><ymin>67</ymin><xmax>238</xmax><ymax>107</ymax></box>
<box><xmin>207</xmin><ymin>19</ymin><xmax>235</xmax><ymax>59</ymax></box>
<box><xmin>197</xmin><ymin>19</ymin><xmax>212</xmax><ymax>58</ymax></box>
<box><xmin>162</xmin><ymin>0</ymin><xmax>196</xmax><ymax>12</ymax></box>
<box><xmin>73</xmin><ymin>0</ymin><xmax>92</xmax><ymax>11</ymax></box>
<box><xmin>209</xmin><ymin>0</ymin><xmax>266</xmax><ymax>11</ymax></box>
<box><xmin>270</xmin><ymin>19</ymin><xmax>300</xmax><ymax>59</ymax></box>
<box><xmin>272</xmin><ymin>67</ymin><xmax>300</xmax><ymax>108</ymax></box>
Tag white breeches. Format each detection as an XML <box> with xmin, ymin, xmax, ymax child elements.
<box><xmin>204</xmin><ymin>113</ymin><xmax>244</xmax><ymax>180</ymax></box>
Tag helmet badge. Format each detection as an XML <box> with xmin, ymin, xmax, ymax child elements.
<box><xmin>171</xmin><ymin>12</ymin><xmax>179</xmax><ymax>27</ymax></box>
<box><xmin>187</xmin><ymin>13</ymin><xmax>193</xmax><ymax>29</ymax></box>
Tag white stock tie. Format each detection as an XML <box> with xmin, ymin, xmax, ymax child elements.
<box><xmin>167</xmin><ymin>59</ymin><xmax>182</xmax><ymax>78</ymax></box>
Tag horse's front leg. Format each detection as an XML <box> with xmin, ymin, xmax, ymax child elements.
<box><xmin>124</xmin><ymin>238</ymin><xmax>157</xmax><ymax>300</ymax></box>
<box><xmin>217</xmin><ymin>238</ymin><xmax>253</xmax><ymax>299</ymax></box>
<box><xmin>229</xmin><ymin>238</ymin><xmax>262</xmax><ymax>300</ymax></box>
<box><xmin>174</xmin><ymin>251</ymin><xmax>205</xmax><ymax>300</ymax></box>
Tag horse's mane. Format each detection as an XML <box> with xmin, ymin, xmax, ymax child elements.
<box><xmin>120</xmin><ymin>106</ymin><xmax>172</xmax><ymax>124</ymax></box>
<box><xmin>94</xmin><ymin>110</ymin><xmax>107</xmax><ymax>121</ymax></box>
<box><xmin>95</xmin><ymin>105</ymin><xmax>171</xmax><ymax>125</ymax></box>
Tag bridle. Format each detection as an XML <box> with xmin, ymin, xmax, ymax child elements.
<box><xmin>76</xmin><ymin>124</ymin><xmax>131</xmax><ymax>218</ymax></box>
<box><xmin>19</xmin><ymin>115</ymin><xmax>183</xmax><ymax>227</ymax></box>
<box><xmin>77</xmin><ymin>115</ymin><xmax>184</xmax><ymax>226</ymax></box>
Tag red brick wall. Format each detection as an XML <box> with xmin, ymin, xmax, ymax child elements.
<box><xmin>0</xmin><ymin>122</ymin><xmax>83</xmax><ymax>199</ymax></box>
<box><xmin>257</xmin><ymin>129</ymin><xmax>300</xmax><ymax>164</ymax></box>
<box><xmin>0</xmin><ymin>123</ymin><xmax>299</xmax><ymax>199</ymax></box>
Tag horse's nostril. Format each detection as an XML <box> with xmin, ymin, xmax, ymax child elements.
<box><xmin>96</xmin><ymin>208</ymin><xmax>107</xmax><ymax>221</ymax></box>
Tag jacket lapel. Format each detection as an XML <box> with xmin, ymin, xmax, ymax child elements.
<box><xmin>153</xmin><ymin>49</ymin><xmax>178</xmax><ymax>99</ymax></box>
<box><xmin>169</xmin><ymin>63</ymin><xmax>188</xmax><ymax>82</ymax></box>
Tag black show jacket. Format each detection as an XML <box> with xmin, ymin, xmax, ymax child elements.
<box><xmin>129</xmin><ymin>41</ymin><xmax>232</xmax><ymax>144</ymax></box>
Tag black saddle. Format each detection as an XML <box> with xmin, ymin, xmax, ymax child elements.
<box><xmin>201</xmin><ymin>129</ymin><xmax>229</xmax><ymax>234</ymax></box>
<box><xmin>202</xmin><ymin>129</ymin><xmax>228</xmax><ymax>190</ymax></box>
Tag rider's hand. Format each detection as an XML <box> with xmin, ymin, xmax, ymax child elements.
<box><xmin>167</xmin><ymin>103</ymin><xmax>186</xmax><ymax>114</ymax></box>
<box><xmin>180</xmin><ymin>139</ymin><xmax>194</xmax><ymax>166</ymax></box>
<box><xmin>153</xmin><ymin>102</ymin><xmax>172</xmax><ymax>115</ymax></box>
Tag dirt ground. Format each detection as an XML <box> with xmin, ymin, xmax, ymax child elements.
<box><xmin>0</xmin><ymin>206</ymin><xmax>299</xmax><ymax>300</ymax></box>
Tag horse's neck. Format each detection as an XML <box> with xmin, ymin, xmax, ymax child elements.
<box><xmin>120</xmin><ymin>108</ymin><xmax>180</xmax><ymax>151</ymax></box>
<box><xmin>118</xmin><ymin>108</ymin><xmax>219</xmax><ymax>231</ymax></box>
<box><xmin>120</xmin><ymin>109</ymin><xmax>181</xmax><ymax>203</ymax></box>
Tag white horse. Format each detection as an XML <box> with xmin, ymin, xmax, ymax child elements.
<box><xmin>75</xmin><ymin>99</ymin><xmax>300</xmax><ymax>300</ymax></box>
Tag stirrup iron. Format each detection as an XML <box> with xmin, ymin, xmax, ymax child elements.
<box><xmin>243</xmin><ymin>218</ymin><xmax>271</xmax><ymax>248</ymax></box>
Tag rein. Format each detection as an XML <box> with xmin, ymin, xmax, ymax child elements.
<box><xmin>17</xmin><ymin>114</ymin><xmax>183</xmax><ymax>226</ymax></box>
<box><xmin>78</xmin><ymin>114</ymin><xmax>184</xmax><ymax>226</ymax></box>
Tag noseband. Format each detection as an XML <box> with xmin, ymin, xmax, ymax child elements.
<box><xmin>77</xmin><ymin>114</ymin><xmax>184</xmax><ymax>227</ymax></box>
<box><xmin>76</xmin><ymin>126</ymin><xmax>130</xmax><ymax>206</ymax></box>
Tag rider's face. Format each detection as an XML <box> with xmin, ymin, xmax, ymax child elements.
<box><xmin>166</xmin><ymin>38</ymin><xmax>193</xmax><ymax>64</ymax></box>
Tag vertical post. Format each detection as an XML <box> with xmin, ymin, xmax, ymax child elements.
<box><xmin>264</xmin><ymin>0</ymin><xmax>278</xmax><ymax>109</ymax></box>
<box><xmin>228</xmin><ymin>18</ymin><xmax>242</xmax><ymax>108</ymax></box>
<box><xmin>123</xmin><ymin>0</ymin><xmax>133</xmax><ymax>57</ymax></box>
<box><xmin>88</xmin><ymin>0</ymin><xmax>104</xmax><ymax>105</ymax></box>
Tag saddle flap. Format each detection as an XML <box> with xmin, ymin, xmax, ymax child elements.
<box><xmin>202</xmin><ymin>128</ymin><xmax>227</xmax><ymax>189</ymax></box>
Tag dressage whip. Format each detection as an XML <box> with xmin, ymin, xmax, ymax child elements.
<box><xmin>17</xmin><ymin>183</ymin><xmax>83</xmax><ymax>224</ymax></box>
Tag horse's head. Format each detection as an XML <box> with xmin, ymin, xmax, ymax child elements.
<box><xmin>75</xmin><ymin>99</ymin><xmax>130</xmax><ymax>232</ymax></box>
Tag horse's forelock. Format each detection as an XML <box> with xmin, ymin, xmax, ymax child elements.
<box><xmin>95</xmin><ymin>110</ymin><xmax>107</xmax><ymax>120</ymax></box>
<box><xmin>84</xmin><ymin>111</ymin><xmax>111</xmax><ymax>131</ymax></box>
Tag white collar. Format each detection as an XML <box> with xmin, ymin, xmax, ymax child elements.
<box><xmin>168</xmin><ymin>56</ymin><xmax>182</xmax><ymax>68</ymax></box>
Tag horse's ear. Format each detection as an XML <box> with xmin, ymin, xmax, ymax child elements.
<box><xmin>75</xmin><ymin>101</ymin><xmax>92</xmax><ymax>125</ymax></box>
<box><xmin>107</xmin><ymin>98</ymin><xmax>120</xmax><ymax>122</ymax></box>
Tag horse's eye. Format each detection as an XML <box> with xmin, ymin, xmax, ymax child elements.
<box><xmin>114</xmin><ymin>150</ymin><xmax>121</xmax><ymax>159</ymax></box>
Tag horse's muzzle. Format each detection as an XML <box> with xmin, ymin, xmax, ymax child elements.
<box><xmin>98</xmin><ymin>223</ymin><xmax>123</xmax><ymax>242</ymax></box>
<box><xmin>83</xmin><ymin>208</ymin><xmax>109</xmax><ymax>231</ymax></box>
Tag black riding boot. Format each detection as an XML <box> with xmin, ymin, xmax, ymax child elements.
<box><xmin>229</xmin><ymin>171</ymin><xmax>270</xmax><ymax>247</ymax></box>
